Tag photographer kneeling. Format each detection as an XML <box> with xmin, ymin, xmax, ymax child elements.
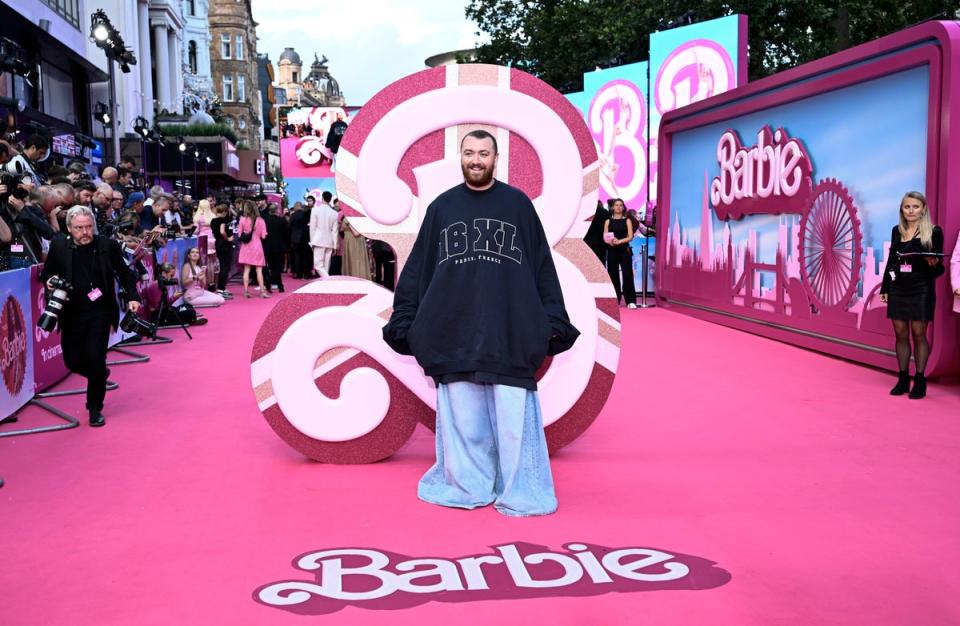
<box><xmin>39</xmin><ymin>206</ymin><xmax>141</xmax><ymax>427</ymax></box>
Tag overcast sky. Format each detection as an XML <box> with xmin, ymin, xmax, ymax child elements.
<box><xmin>251</xmin><ymin>0</ymin><xmax>483</xmax><ymax>106</ymax></box>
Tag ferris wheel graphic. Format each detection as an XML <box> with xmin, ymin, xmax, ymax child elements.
<box><xmin>797</xmin><ymin>178</ymin><xmax>863</xmax><ymax>312</ymax></box>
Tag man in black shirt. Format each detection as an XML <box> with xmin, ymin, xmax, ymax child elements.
<box><xmin>40</xmin><ymin>206</ymin><xmax>142</xmax><ymax>426</ymax></box>
<box><xmin>325</xmin><ymin>113</ymin><xmax>349</xmax><ymax>171</ymax></box>
<box><xmin>383</xmin><ymin>130</ymin><xmax>578</xmax><ymax>516</ymax></box>
<box><xmin>263</xmin><ymin>202</ymin><xmax>289</xmax><ymax>292</ymax></box>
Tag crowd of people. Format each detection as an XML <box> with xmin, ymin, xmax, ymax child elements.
<box><xmin>0</xmin><ymin>135</ymin><xmax>397</xmax><ymax>310</ymax></box>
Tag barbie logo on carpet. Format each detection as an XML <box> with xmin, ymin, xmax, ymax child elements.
<box><xmin>254</xmin><ymin>542</ymin><xmax>730</xmax><ymax>614</ymax></box>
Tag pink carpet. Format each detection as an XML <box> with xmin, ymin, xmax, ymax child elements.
<box><xmin>3</xmin><ymin>284</ymin><xmax>959</xmax><ymax>625</ymax></box>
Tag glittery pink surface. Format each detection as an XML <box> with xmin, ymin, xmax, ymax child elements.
<box><xmin>339</xmin><ymin>67</ymin><xmax>445</xmax><ymax>155</ymax></box>
<box><xmin>397</xmin><ymin>129</ymin><xmax>444</xmax><ymax>198</ymax></box>
<box><xmin>458</xmin><ymin>64</ymin><xmax>500</xmax><ymax>85</ymax></box>
<box><xmin>250</xmin><ymin>293</ymin><xmax>366</xmax><ymax>362</ymax></box>
<box><xmin>556</xmin><ymin>238</ymin><xmax>610</xmax><ymax>284</ymax></box>
<box><xmin>510</xmin><ymin>68</ymin><xmax>598</xmax><ymax>169</ymax></box>
<box><xmin>545</xmin><ymin>363</ymin><xmax>614</xmax><ymax>452</ymax></box>
<box><xmin>263</xmin><ymin>352</ymin><xmax>427</xmax><ymax>464</ymax></box>
<box><xmin>596</xmin><ymin>297</ymin><xmax>622</xmax><ymax>321</ymax></box>
<box><xmin>508</xmin><ymin>132</ymin><xmax>543</xmax><ymax>200</ymax></box>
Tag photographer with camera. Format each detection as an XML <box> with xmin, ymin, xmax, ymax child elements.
<box><xmin>39</xmin><ymin>206</ymin><xmax>142</xmax><ymax>427</ymax></box>
<box><xmin>1</xmin><ymin>177</ymin><xmax>54</xmax><ymax>267</ymax></box>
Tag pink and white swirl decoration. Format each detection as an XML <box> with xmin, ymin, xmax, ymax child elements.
<box><xmin>251</xmin><ymin>64</ymin><xmax>621</xmax><ymax>463</ymax></box>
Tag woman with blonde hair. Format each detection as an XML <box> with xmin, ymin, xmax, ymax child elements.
<box><xmin>181</xmin><ymin>247</ymin><xmax>225</xmax><ymax>307</ymax></box>
<box><xmin>237</xmin><ymin>199</ymin><xmax>269</xmax><ymax>298</ymax></box>
<box><xmin>192</xmin><ymin>199</ymin><xmax>219</xmax><ymax>286</ymax></box>
<box><xmin>879</xmin><ymin>191</ymin><xmax>945</xmax><ymax>399</ymax></box>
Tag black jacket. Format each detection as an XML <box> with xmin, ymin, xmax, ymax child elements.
<box><xmin>383</xmin><ymin>181</ymin><xmax>579</xmax><ymax>382</ymax></box>
<box><xmin>263</xmin><ymin>214</ymin><xmax>290</xmax><ymax>253</ymax></box>
<box><xmin>40</xmin><ymin>235</ymin><xmax>142</xmax><ymax>331</ymax></box>
<box><xmin>289</xmin><ymin>209</ymin><xmax>310</xmax><ymax>244</ymax></box>
<box><xmin>880</xmin><ymin>225</ymin><xmax>945</xmax><ymax>294</ymax></box>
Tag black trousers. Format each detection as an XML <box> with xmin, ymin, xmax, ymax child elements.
<box><xmin>265</xmin><ymin>250</ymin><xmax>285</xmax><ymax>289</ymax></box>
<box><xmin>373</xmin><ymin>248</ymin><xmax>396</xmax><ymax>290</ymax></box>
<box><xmin>215</xmin><ymin>242</ymin><xmax>233</xmax><ymax>291</ymax></box>
<box><xmin>60</xmin><ymin>314</ymin><xmax>112</xmax><ymax>411</ymax></box>
<box><xmin>291</xmin><ymin>242</ymin><xmax>313</xmax><ymax>277</ymax></box>
<box><xmin>607</xmin><ymin>245</ymin><xmax>636</xmax><ymax>305</ymax></box>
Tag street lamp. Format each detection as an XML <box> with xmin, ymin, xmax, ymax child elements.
<box><xmin>89</xmin><ymin>9</ymin><xmax>137</xmax><ymax>167</ymax></box>
<box><xmin>177</xmin><ymin>137</ymin><xmax>186</xmax><ymax>196</ymax></box>
<box><xmin>148</xmin><ymin>129</ymin><xmax>165</xmax><ymax>186</ymax></box>
<box><xmin>132</xmin><ymin>116</ymin><xmax>150</xmax><ymax>187</ymax></box>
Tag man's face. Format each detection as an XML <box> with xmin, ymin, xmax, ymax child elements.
<box><xmin>69</xmin><ymin>214</ymin><xmax>95</xmax><ymax>246</ymax></box>
<box><xmin>24</xmin><ymin>146</ymin><xmax>48</xmax><ymax>162</ymax></box>
<box><xmin>460</xmin><ymin>136</ymin><xmax>497</xmax><ymax>189</ymax></box>
<box><xmin>92</xmin><ymin>189</ymin><xmax>109</xmax><ymax>207</ymax></box>
<box><xmin>78</xmin><ymin>189</ymin><xmax>93</xmax><ymax>205</ymax></box>
<box><xmin>111</xmin><ymin>193</ymin><xmax>123</xmax><ymax>212</ymax></box>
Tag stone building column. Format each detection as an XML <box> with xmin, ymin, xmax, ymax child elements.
<box><xmin>154</xmin><ymin>24</ymin><xmax>171</xmax><ymax>113</ymax></box>
<box><xmin>138</xmin><ymin>1</ymin><xmax>154</xmax><ymax>122</ymax></box>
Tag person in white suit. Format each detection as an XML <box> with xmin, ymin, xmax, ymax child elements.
<box><xmin>309</xmin><ymin>191</ymin><xmax>340</xmax><ymax>277</ymax></box>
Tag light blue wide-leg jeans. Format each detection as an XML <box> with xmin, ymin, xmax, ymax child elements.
<box><xmin>418</xmin><ymin>382</ymin><xmax>558</xmax><ymax>517</ymax></box>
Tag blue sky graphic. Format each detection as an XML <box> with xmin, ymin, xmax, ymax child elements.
<box><xmin>669</xmin><ymin>65</ymin><xmax>930</xmax><ymax>263</ymax></box>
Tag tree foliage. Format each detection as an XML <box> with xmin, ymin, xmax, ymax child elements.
<box><xmin>464</xmin><ymin>0</ymin><xmax>960</xmax><ymax>92</ymax></box>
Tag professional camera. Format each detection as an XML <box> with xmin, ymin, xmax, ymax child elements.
<box><xmin>119</xmin><ymin>310</ymin><xmax>158</xmax><ymax>339</ymax></box>
<box><xmin>37</xmin><ymin>277</ymin><xmax>73</xmax><ymax>332</ymax></box>
<box><xmin>158</xmin><ymin>276</ymin><xmax>179</xmax><ymax>287</ymax></box>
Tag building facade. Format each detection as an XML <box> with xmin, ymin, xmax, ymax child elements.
<box><xmin>276</xmin><ymin>47</ymin><xmax>346</xmax><ymax>109</ymax></box>
<box><xmin>181</xmin><ymin>0</ymin><xmax>215</xmax><ymax>112</ymax></box>
<box><xmin>208</xmin><ymin>0</ymin><xmax>261</xmax><ymax>151</ymax></box>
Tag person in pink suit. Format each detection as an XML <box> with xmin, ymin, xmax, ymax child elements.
<box><xmin>237</xmin><ymin>200</ymin><xmax>270</xmax><ymax>298</ymax></box>
<box><xmin>181</xmin><ymin>247</ymin><xmax>225</xmax><ymax>307</ymax></box>
<box><xmin>951</xmin><ymin>233</ymin><xmax>960</xmax><ymax>313</ymax></box>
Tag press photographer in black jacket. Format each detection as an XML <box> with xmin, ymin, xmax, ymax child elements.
<box><xmin>40</xmin><ymin>206</ymin><xmax>142</xmax><ymax>426</ymax></box>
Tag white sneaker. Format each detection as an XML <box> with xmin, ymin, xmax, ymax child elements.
<box><xmin>627</xmin><ymin>303</ymin><xmax>638</xmax><ymax>309</ymax></box>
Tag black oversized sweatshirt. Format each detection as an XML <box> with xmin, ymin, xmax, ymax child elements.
<box><xmin>382</xmin><ymin>180</ymin><xmax>579</xmax><ymax>388</ymax></box>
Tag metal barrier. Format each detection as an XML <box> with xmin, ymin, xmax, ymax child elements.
<box><xmin>638</xmin><ymin>240</ymin><xmax>655</xmax><ymax>309</ymax></box>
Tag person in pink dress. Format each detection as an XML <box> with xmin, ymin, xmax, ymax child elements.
<box><xmin>181</xmin><ymin>247</ymin><xmax>225</xmax><ymax>307</ymax></box>
<box><xmin>237</xmin><ymin>200</ymin><xmax>270</xmax><ymax>298</ymax></box>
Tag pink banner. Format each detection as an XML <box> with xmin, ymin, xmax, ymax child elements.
<box><xmin>30</xmin><ymin>265</ymin><xmax>69</xmax><ymax>393</ymax></box>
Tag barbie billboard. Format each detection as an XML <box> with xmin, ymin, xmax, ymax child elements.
<box><xmin>656</xmin><ymin>21</ymin><xmax>960</xmax><ymax>375</ymax></box>
<box><xmin>565</xmin><ymin>15</ymin><xmax>747</xmax><ymax>214</ymax></box>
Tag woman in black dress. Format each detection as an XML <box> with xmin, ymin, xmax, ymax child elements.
<box><xmin>879</xmin><ymin>191</ymin><xmax>944</xmax><ymax>399</ymax></box>
<box><xmin>603</xmin><ymin>198</ymin><xmax>637</xmax><ymax>309</ymax></box>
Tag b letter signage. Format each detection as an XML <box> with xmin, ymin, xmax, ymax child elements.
<box><xmin>250</xmin><ymin>65</ymin><xmax>621</xmax><ymax>463</ymax></box>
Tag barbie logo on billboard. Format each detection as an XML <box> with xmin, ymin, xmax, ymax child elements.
<box><xmin>710</xmin><ymin>126</ymin><xmax>813</xmax><ymax>220</ymax></box>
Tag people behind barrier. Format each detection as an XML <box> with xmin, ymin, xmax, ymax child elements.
<box><xmin>181</xmin><ymin>247</ymin><xmax>224</xmax><ymax>307</ymax></box>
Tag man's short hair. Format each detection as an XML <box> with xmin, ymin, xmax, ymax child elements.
<box><xmin>74</xmin><ymin>181</ymin><xmax>97</xmax><ymax>193</ymax></box>
<box><xmin>305</xmin><ymin>195</ymin><xmax>316</xmax><ymax>203</ymax></box>
<box><xmin>117</xmin><ymin>167</ymin><xmax>131</xmax><ymax>179</ymax></box>
<box><xmin>25</xmin><ymin>134</ymin><xmax>49</xmax><ymax>151</ymax></box>
<box><xmin>460</xmin><ymin>129</ymin><xmax>498</xmax><ymax>154</ymax></box>
<box><xmin>48</xmin><ymin>165</ymin><xmax>70</xmax><ymax>179</ymax></box>
<box><xmin>65</xmin><ymin>205</ymin><xmax>96</xmax><ymax>228</ymax></box>
<box><xmin>149</xmin><ymin>184</ymin><xmax>164</xmax><ymax>199</ymax></box>
<box><xmin>321</xmin><ymin>191</ymin><xmax>333</xmax><ymax>202</ymax></box>
<box><xmin>67</xmin><ymin>161</ymin><xmax>86</xmax><ymax>174</ymax></box>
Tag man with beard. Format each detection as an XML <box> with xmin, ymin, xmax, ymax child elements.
<box><xmin>40</xmin><ymin>206</ymin><xmax>142</xmax><ymax>426</ymax></box>
<box><xmin>382</xmin><ymin>130</ymin><xmax>579</xmax><ymax>517</ymax></box>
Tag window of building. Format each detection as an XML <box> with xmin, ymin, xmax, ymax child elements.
<box><xmin>39</xmin><ymin>0</ymin><xmax>80</xmax><ymax>30</ymax></box>
<box><xmin>188</xmin><ymin>0</ymin><xmax>196</xmax><ymax>16</ymax></box>
<box><xmin>188</xmin><ymin>41</ymin><xmax>198</xmax><ymax>74</ymax></box>
<box><xmin>237</xmin><ymin>75</ymin><xmax>245</xmax><ymax>101</ymax></box>
<box><xmin>235</xmin><ymin>35</ymin><xmax>244</xmax><ymax>61</ymax></box>
<box><xmin>226</xmin><ymin>116</ymin><xmax>235</xmax><ymax>128</ymax></box>
<box><xmin>41</xmin><ymin>61</ymin><xmax>76</xmax><ymax>125</ymax></box>
<box><xmin>238</xmin><ymin>117</ymin><xmax>247</xmax><ymax>130</ymax></box>
<box><xmin>223</xmin><ymin>75</ymin><xmax>233</xmax><ymax>101</ymax></box>
<box><xmin>292</xmin><ymin>71</ymin><xmax>298</xmax><ymax>83</ymax></box>
<box><xmin>221</xmin><ymin>35</ymin><xmax>232</xmax><ymax>59</ymax></box>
